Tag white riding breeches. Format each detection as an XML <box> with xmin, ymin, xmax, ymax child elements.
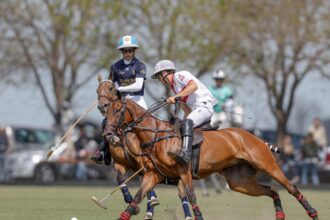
<box><xmin>186</xmin><ymin>102</ymin><xmax>214</xmax><ymax>128</ymax></box>
<box><xmin>126</xmin><ymin>95</ymin><xmax>148</xmax><ymax>110</ymax></box>
<box><xmin>186</xmin><ymin>102</ymin><xmax>214</xmax><ymax>145</ymax></box>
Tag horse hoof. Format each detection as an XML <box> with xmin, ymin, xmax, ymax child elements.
<box><xmin>144</xmin><ymin>212</ymin><xmax>153</xmax><ymax>220</ymax></box>
<box><xmin>194</xmin><ymin>216</ymin><xmax>204</xmax><ymax>220</ymax></box>
<box><xmin>185</xmin><ymin>217</ymin><xmax>193</xmax><ymax>220</ymax></box>
<box><xmin>132</xmin><ymin>206</ymin><xmax>140</xmax><ymax>215</ymax></box>
<box><xmin>150</xmin><ymin>197</ymin><xmax>160</xmax><ymax>206</ymax></box>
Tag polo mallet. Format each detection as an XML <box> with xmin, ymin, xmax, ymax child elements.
<box><xmin>46</xmin><ymin>100</ymin><xmax>98</xmax><ymax>159</ymax></box>
<box><xmin>91</xmin><ymin>167</ymin><xmax>144</xmax><ymax>209</ymax></box>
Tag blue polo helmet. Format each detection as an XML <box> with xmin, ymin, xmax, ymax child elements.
<box><xmin>117</xmin><ymin>35</ymin><xmax>139</xmax><ymax>50</ymax></box>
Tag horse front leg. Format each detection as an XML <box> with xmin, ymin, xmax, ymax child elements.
<box><xmin>178</xmin><ymin>180</ymin><xmax>193</xmax><ymax>220</ymax></box>
<box><xmin>115</xmin><ymin>163</ymin><xmax>134</xmax><ymax>204</ymax></box>
<box><xmin>119</xmin><ymin>172</ymin><xmax>158</xmax><ymax>220</ymax></box>
<box><xmin>144</xmin><ymin>190</ymin><xmax>159</xmax><ymax>220</ymax></box>
<box><xmin>180</xmin><ymin>167</ymin><xmax>204</xmax><ymax>220</ymax></box>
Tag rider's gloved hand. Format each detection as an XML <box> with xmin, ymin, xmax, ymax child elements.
<box><xmin>167</xmin><ymin>96</ymin><xmax>181</xmax><ymax>104</ymax></box>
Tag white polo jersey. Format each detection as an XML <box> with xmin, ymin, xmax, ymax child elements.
<box><xmin>170</xmin><ymin>70</ymin><xmax>218</xmax><ymax>110</ymax></box>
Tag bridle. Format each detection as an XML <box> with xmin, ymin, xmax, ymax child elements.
<box><xmin>97</xmin><ymin>79</ymin><xmax>117</xmax><ymax>115</ymax></box>
<box><xmin>105</xmin><ymin>98</ymin><xmax>182</xmax><ymax>179</ymax></box>
<box><xmin>106</xmin><ymin>98</ymin><xmax>178</xmax><ymax>149</ymax></box>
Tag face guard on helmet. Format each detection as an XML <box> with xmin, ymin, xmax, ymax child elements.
<box><xmin>212</xmin><ymin>70</ymin><xmax>226</xmax><ymax>79</ymax></box>
<box><xmin>117</xmin><ymin>35</ymin><xmax>139</xmax><ymax>50</ymax></box>
<box><xmin>151</xmin><ymin>60</ymin><xmax>176</xmax><ymax>79</ymax></box>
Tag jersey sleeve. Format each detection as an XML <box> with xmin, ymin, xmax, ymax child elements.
<box><xmin>109</xmin><ymin>65</ymin><xmax>117</xmax><ymax>83</ymax></box>
<box><xmin>175</xmin><ymin>71</ymin><xmax>194</xmax><ymax>87</ymax></box>
<box><xmin>136</xmin><ymin>62</ymin><xmax>146</xmax><ymax>79</ymax></box>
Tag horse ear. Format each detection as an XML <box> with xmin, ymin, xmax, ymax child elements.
<box><xmin>97</xmin><ymin>74</ymin><xmax>102</xmax><ymax>82</ymax></box>
<box><xmin>108</xmin><ymin>72</ymin><xmax>113</xmax><ymax>81</ymax></box>
<box><xmin>116</xmin><ymin>90</ymin><xmax>122</xmax><ymax>100</ymax></box>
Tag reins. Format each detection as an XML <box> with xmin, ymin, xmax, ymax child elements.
<box><xmin>103</xmin><ymin>95</ymin><xmax>181</xmax><ymax>180</ymax></box>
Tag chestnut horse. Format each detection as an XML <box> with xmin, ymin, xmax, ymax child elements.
<box><xmin>96</xmin><ymin>75</ymin><xmax>193</xmax><ymax>220</ymax></box>
<box><xmin>102</xmin><ymin>81</ymin><xmax>319</xmax><ymax>220</ymax></box>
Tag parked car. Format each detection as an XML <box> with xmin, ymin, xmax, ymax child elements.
<box><xmin>4</xmin><ymin>124</ymin><xmax>114</xmax><ymax>183</ymax></box>
<box><xmin>4</xmin><ymin>126</ymin><xmax>54</xmax><ymax>181</ymax></box>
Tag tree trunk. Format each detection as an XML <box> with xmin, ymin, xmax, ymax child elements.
<box><xmin>275</xmin><ymin>110</ymin><xmax>287</xmax><ymax>146</ymax></box>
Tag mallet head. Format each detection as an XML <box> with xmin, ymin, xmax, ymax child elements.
<box><xmin>91</xmin><ymin>196</ymin><xmax>108</xmax><ymax>209</ymax></box>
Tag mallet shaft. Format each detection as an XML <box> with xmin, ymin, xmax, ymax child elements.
<box><xmin>47</xmin><ymin>100</ymin><xmax>98</xmax><ymax>159</ymax></box>
<box><xmin>92</xmin><ymin>167</ymin><xmax>144</xmax><ymax>208</ymax></box>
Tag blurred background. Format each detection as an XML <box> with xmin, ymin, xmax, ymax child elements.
<box><xmin>0</xmin><ymin>0</ymin><xmax>329</xmax><ymax>188</ymax></box>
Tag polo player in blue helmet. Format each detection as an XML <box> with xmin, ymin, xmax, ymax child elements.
<box><xmin>91</xmin><ymin>35</ymin><xmax>147</xmax><ymax>165</ymax></box>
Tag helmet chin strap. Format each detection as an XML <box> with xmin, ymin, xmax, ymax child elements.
<box><xmin>160</xmin><ymin>72</ymin><xmax>171</xmax><ymax>86</ymax></box>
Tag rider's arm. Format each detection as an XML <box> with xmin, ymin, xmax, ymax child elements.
<box><xmin>168</xmin><ymin>81</ymin><xmax>197</xmax><ymax>103</ymax></box>
<box><xmin>175</xmin><ymin>81</ymin><xmax>197</xmax><ymax>99</ymax></box>
<box><xmin>223</xmin><ymin>98</ymin><xmax>234</xmax><ymax>111</ymax></box>
<box><xmin>117</xmin><ymin>78</ymin><xmax>144</xmax><ymax>93</ymax></box>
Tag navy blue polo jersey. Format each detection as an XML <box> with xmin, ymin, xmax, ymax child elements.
<box><xmin>109</xmin><ymin>58</ymin><xmax>146</xmax><ymax>96</ymax></box>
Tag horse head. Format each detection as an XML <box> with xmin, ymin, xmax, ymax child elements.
<box><xmin>96</xmin><ymin>74</ymin><xmax>121</xmax><ymax>116</ymax></box>
<box><xmin>102</xmin><ymin>98</ymin><xmax>137</xmax><ymax>144</ymax></box>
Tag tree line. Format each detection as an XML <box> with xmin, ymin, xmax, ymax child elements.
<box><xmin>0</xmin><ymin>0</ymin><xmax>329</xmax><ymax>144</ymax></box>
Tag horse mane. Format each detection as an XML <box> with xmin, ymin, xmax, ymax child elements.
<box><xmin>124</xmin><ymin>98</ymin><xmax>174</xmax><ymax>128</ymax></box>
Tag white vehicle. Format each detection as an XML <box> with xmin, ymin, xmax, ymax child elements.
<box><xmin>4</xmin><ymin>126</ymin><xmax>54</xmax><ymax>182</ymax></box>
<box><xmin>3</xmin><ymin>124</ymin><xmax>112</xmax><ymax>183</ymax></box>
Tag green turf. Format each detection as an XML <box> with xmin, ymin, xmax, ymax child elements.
<box><xmin>0</xmin><ymin>185</ymin><xmax>329</xmax><ymax>220</ymax></box>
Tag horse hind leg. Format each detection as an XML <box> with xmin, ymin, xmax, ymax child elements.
<box><xmin>144</xmin><ymin>190</ymin><xmax>159</xmax><ymax>220</ymax></box>
<box><xmin>180</xmin><ymin>171</ymin><xmax>204</xmax><ymax>220</ymax></box>
<box><xmin>223</xmin><ymin>164</ymin><xmax>286</xmax><ymax>220</ymax></box>
<box><xmin>263</xmin><ymin>164</ymin><xmax>319</xmax><ymax>220</ymax></box>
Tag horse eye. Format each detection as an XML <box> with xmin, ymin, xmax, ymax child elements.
<box><xmin>109</xmin><ymin>88</ymin><xmax>113</xmax><ymax>91</ymax></box>
<box><xmin>115</xmin><ymin>108</ymin><xmax>120</xmax><ymax>113</ymax></box>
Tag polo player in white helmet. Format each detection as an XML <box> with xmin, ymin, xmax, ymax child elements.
<box><xmin>151</xmin><ymin>60</ymin><xmax>217</xmax><ymax>165</ymax></box>
<box><xmin>209</xmin><ymin>69</ymin><xmax>234</xmax><ymax>129</ymax></box>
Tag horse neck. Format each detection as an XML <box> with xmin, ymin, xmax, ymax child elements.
<box><xmin>125</xmin><ymin>98</ymin><xmax>147</xmax><ymax>121</ymax></box>
<box><xmin>125</xmin><ymin>98</ymin><xmax>175</xmax><ymax>147</ymax></box>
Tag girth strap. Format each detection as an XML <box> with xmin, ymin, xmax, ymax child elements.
<box><xmin>140</xmin><ymin>134</ymin><xmax>177</xmax><ymax>148</ymax></box>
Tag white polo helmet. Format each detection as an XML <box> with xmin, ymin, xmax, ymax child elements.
<box><xmin>212</xmin><ymin>70</ymin><xmax>226</xmax><ymax>79</ymax></box>
<box><xmin>151</xmin><ymin>60</ymin><xmax>176</xmax><ymax>79</ymax></box>
<box><xmin>117</xmin><ymin>35</ymin><xmax>139</xmax><ymax>50</ymax></box>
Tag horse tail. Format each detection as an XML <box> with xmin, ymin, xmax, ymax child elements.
<box><xmin>266</xmin><ymin>142</ymin><xmax>281</xmax><ymax>154</ymax></box>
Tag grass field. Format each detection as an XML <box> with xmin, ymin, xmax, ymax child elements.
<box><xmin>0</xmin><ymin>185</ymin><xmax>329</xmax><ymax>220</ymax></box>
